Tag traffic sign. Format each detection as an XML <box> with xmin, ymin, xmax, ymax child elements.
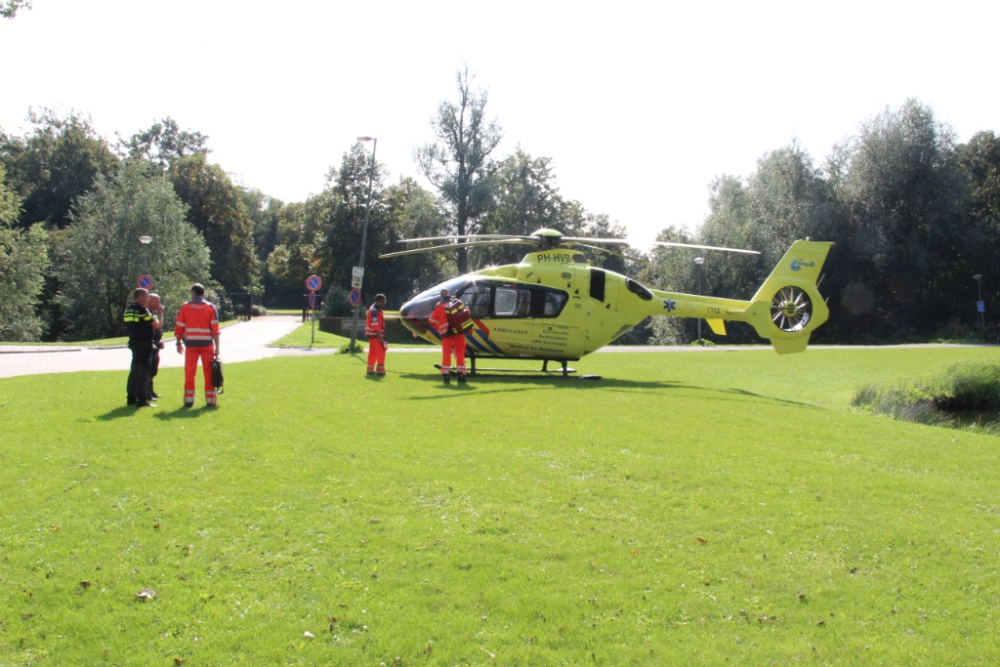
<box><xmin>977</xmin><ymin>300</ymin><xmax>986</xmax><ymax>313</ymax></box>
<box><xmin>137</xmin><ymin>274</ymin><xmax>153</xmax><ymax>289</ymax></box>
<box><xmin>308</xmin><ymin>291</ymin><xmax>317</xmax><ymax>308</ymax></box>
<box><xmin>349</xmin><ymin>288</ymin><xmax>361</xmax><ymax>306</ymax></box>
<box><xmin>351</xmin><ymin>266</ymin><xmax>364</xmax><ymax>289</ymax></box>
<box><xmin>306</xmin><ymin>275</ymin><xmax>322</xmax><ymax>291</ymax></box>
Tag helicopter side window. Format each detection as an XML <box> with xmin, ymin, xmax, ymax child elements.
<box><xmin>625</xmin><ymin>278</ymin><xmax>654</xmax><ymax>301</ymax></box>
<box><xmin>458</xmin><ymin>283</ymin><xmax>492</xmax><ymax>318</ymax></box>
<box><xmin>494</xmin><ymin>287</ymin><xmax>531</xmax><ymax>317</ymax></box>
<box><xmin>543</xmin><ymin>291</ymin><xmax>568</xmax><ymax>316</ymax></box>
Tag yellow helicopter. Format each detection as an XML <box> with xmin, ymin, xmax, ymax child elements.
<box><xmin>380</xmin><ymin>229</ymin><xmax>832</xmax><ymax>376</ymax></box>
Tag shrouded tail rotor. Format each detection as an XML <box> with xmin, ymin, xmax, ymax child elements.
<box><xmin>771</xmin><ymin>286</ymin><xmax>812</xmax><ymax>333</ymax></box>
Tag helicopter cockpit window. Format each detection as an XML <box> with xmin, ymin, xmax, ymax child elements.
<box><xmin>625</xmin><ymin>278</ymin><xmax>654</xmax><ymax>301</ymax></box>
<box><xmin>494</xmin><ymin>287</ymin><xmax>531</xmax><ymax>317</ymax></box>
<box><xmin>458</xmin><ymin>282</ymin><xmax>492</xmax><ymax>318</ymax></box>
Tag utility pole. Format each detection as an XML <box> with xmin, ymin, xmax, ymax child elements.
<box><xmin>694</xmin><ymin>256</ymin><xmax>705</xmax><ymax>344</ymax></box>
<box><xmin>349</xmin><ymin>137</ymin><xmax>377</xmax><ymax>353</ymax></box>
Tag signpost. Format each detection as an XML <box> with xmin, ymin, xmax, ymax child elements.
<box><xmin>306</xmin><ymin>276</ymin><xmax>322</xmax><ymax>348</ymax></box>
<box><xmin>977</xmin><ymin>300</ymin><xmax>986</xmax><ymax>313</ymax></box>
<box><xmin>351</xmin><ymin>266</ymin><xmax>364</xmax><ymax>289</ymax></box>
<box><xmin>137</xmin><ymin>274</ymin><xmax>153</xmax><ymax>289</ymax></box>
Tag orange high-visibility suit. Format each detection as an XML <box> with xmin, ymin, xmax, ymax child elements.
<box><xmin>175</xmin><ymin>298</ymin><xmax>220</xmax><ymax>406</ymax></box>
<box><xmin>365</xmin><ymin>303</ymin><xmax>387</xmax><ymax>375</ymax></box>
<box><xmin>428</xmin><ymin>299</ymin><xmax>468</xmax><ymax>377</ymax></box>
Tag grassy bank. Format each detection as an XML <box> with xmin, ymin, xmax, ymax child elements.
<box><xmin>1</xmin><ymin>347</ymin><xmax>999</xmax><ymax>665</ymax></box>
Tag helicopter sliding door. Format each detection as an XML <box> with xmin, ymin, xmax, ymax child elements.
<box><xmin>486</xmin><ymin>283</ymin><xmax>577</xmax><ymax>359</ymax></box>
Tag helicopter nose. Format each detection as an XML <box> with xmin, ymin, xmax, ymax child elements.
<box><xmin>399</xmin><ymin>297</ymin><xmax>434</xmax><ymax>335</ymax></box>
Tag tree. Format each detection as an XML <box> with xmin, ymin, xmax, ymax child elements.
<box><xmin>0</xmin><ymin>164</ymin><xmax>49</xmax><ymax>341</ymax></box>
<box><xmin>416</xmin><ymin>67</ymin><xmax>503</xmax><ymax>273</ymax></box>
<box><xmin>169</xmin><ymin>154</ymin><xmax>256</xmax><ymax>291</ymax></box>
<box><xmin>1</xmin><ymin>0</ymin><xmax>31</xmax><ymax>18</ymax></box>
<box><xmin>832</xmin><ymin>99</ymin><xmax>972</xmax><ymax>336</ymax></box>
<box><xmin>56</xmin><ymin>162</ymin><xmax>210</xmax><ymax>340</ymax></box>
<box><xmin>122</xmin><ymin>117</ymin><xmax>209</xmax><ymax>171</ymax></box>
<box><xmin>0</xmin><ymin>110</ymin><xmax>119</xmax><ymax>229</ymax></box>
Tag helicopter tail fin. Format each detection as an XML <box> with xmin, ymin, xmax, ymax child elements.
<box><xmin>740</xmin><ymin>240</ymin><xmax>833</xmax><ymax>355</ymax></box>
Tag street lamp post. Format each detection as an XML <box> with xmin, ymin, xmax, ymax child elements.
<box><xmin>694</xmin><ymin>257</ymin><xmax>705</xmax><ymax>344</ymax></box>
<box><xmin>349</xmin><ymin>137</ymin><xmax>377</xmax><ymax>353</ymax></box>
<box><xmin>138</xmin><ymin>235</ymin><xmax>153</xmax><ymax>276</ymax></box>
<box><xmin>973</xmin><ymin>274</ymin><xmax>985</xmax><ymax>332</ymax></box>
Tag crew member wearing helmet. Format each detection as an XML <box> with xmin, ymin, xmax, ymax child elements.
<box><xmin>427</xmin><ymin>288</ymin><xmax>474</xmax><ymax>384</ymax></box>
<box><xmin>365</xmin><ymin>294</ymin><xmax>388</xmax><ymax>376</ymax></box>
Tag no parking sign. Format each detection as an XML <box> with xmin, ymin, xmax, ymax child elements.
<box><xmin>306</xmin><ymin>275</ymin><xmax>322</xmax><ymax>291</ymax></box>
<box><xmin>137</xmin><ymin>274</ymin><xmax>153</xmax><ymax>289</ymax></box>
<box><xmin>349</xmin><ymin>288</ymin><xmax>361</xmax><ymax>306</ymax></box>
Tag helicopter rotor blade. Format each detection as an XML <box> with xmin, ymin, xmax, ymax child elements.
<box><xmin>653</xmin><ymin>241</ymin><xmax>760</xmax><ymax>255</ymax></box>
<box><xmin>379</xmin><ymin>239</ymin><xmax>538</xmax><ymax>259</ymax></box>
<box><xmin>559</xmin><ymin>237</ymin><xmax>631</xmax><ymax>244</ymax></box>
<box><xmin>565</xmin><ymin>242</ymin><xmax>651</xmax><ymax>266</ymax></box>
<box><xmin>396</xmin><ymin>234</ymin><xmax>538</xmax><ymax>244</ymax></box>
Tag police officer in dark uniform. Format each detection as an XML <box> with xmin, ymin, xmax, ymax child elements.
<box><xmin>124</xmin><ymin>288</ymin><xmax>157</xmax><ymax>408</ymax></box>
<box><xmin>147</xmin><ymin>293</ymin><xmax>165</xmax><ymax>402</ymax></box>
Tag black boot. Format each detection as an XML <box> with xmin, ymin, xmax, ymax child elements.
<box><xmin>457</xmin><ymin>374</ymin><xmax>467</xmax><ymax>384</ymax></box>
<box><xmin>443</xmin><ymin>374</ymin><xmax>450</xmax><ymax>385</ymax></box>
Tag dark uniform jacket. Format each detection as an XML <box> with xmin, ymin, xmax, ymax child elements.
<box><xmin>124</xmin><ymin>302</ymin><xmax>155</xmax><ymax>346</ymax></box>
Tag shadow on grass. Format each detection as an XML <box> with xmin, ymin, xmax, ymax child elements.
<box><xmin>95</xmin><ymin>406</ymin><xmax>141</xmax><ymax>421</ymax></box>
<box><xmin>152</xmin><ymin>406</ymin><xmax>215</xmax><ymax>421</ymax></box>
<box><xmin>394</xmin><ymin>372</ymin><xmax>816</xmax><ymax>408</ymax></box>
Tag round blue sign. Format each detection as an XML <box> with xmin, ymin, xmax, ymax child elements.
<box><xmin>349</xmin><ymin>288</ymin><xmax>361</xmax><ymax>306</ymax></box>
<box><xmin>306</xmin><ymin>275</ymin><xmax>322</xmax><ymax>291</ymax></box>
<box><xmin>137</xmin><ymin>274</ymin><xmax>153</xmax><ymax>289</ymax></box>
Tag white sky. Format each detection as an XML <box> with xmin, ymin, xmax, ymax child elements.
<box><xmin>2</xmin><ymin>0</ymin><xmax>998</xmax><ymax>250</ymax></box>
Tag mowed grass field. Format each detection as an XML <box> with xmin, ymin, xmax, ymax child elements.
<box><xmin>1</xmin><ymin>347</ymin><xmax>999</xmax><ymax>666</ymax></box>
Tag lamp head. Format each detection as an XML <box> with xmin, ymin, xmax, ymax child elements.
<box><xmin>138</xmin><ymin>235</ymin><xmax>153</xmax><ymax>244</ymax></box>
<box><xmin>357</xmin><ymin>136</ymin><xmax>374</xmax><ymax>142</ymax></box>
<box><xmin>694</xmin><ymin>257</ymin><xmax>705</xmax><ymax>265</ymax></box>
<box><xmin>973</xmin><ymin>274</ymin><xmax>984</xmax><ymax>282</ymax></box>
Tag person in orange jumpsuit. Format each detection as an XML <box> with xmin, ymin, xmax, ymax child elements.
<box><xmin>174</xmin><ymin>283</ymin><xmax>221</xmax><ymax>407</ymax></box>
<box><xmin>365</xmin><ymin>294</ymin><xmax>387</xmax><ymax>376</ymax></box>
<box><xmin>428</xmin><ymin>288</ymin><xmax>472</xmax><ymax>384</ymax></box>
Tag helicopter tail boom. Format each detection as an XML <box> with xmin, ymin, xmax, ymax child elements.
<box><xmin>646</xmin><ymin>240</ymin><xmax>832</xmax><ymax>354</ymax></box>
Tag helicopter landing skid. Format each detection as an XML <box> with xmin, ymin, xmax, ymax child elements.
<box><xmin>434</xmin><ymin>357</ymin><xmax>601</xmax><ymax>380</ymax></box>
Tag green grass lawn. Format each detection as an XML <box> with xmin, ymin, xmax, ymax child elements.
<box><xmin>2</xmin><ymin>347</ymin><xmax>999</xmax><ymax>665</ymax></box>
<box><xmin>271</xmin><ymin>323</ymin><xmax>431</xmax><ymax>349</ymax></box>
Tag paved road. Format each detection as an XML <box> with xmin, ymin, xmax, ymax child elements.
<box><xmin>0</xmin><ymin>316</ymin><xmax>311</xmax><ymax>379</ymax></box>
<box><xmin>1</xmin><ymin>315</ymin><xmax>995</xmax><ymax>379</ymax></box>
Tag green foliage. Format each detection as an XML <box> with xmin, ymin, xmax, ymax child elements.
<box><xmin>0</xmin><ymin>109</ymin><xmax>119</xmax><ymax>229</ymax></box>
<box><xmin>122</xmin><ymin>117</ymin><xmax>209</xmax><ymax>171</ymax></box>
<box><xmin>416</xmin><ymin>67</ymin><xmax>503</xmax><ymax>273</ymax></box>
<box><xmin>0</xmin><ymin>164</ymin><xmax>49</xmax><ymax>341</ymax></box>
<box><xmin>852</xmin><ymin>360</ymin><xmax>1000</xmax><ymax>433</ymax></box>
<box><xmin>56</xmin><ymin>162</ymin><xmax>210</xmax><ymax>339</ymax></box>
<box><xmin>0</xmin><ymin>0</ymin><xmax>30</xmax><ymax>18</ymax></box>
<box><xmin>5</xmin><ymin>348</ymin><xmax>1000</xmax><ymax>663</ymax></box>
<box><xmin>169</xmin><ymin>154</ymin><xmax>257</xmax><ymax>291</ymax></box>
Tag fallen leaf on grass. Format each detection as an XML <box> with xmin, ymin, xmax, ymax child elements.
<box><xmin>50</xmin><ymin>526</ymin><xmax>60</xmax><ymax>532</ymax></box>
<box><xmin>696</xmin><ymin>537</ymin><xmax>707</xmax><ymax>544</ymax></box>
<box><xmin>174</xmin><ymin>659</ymin><xmax>184</xmax><ymax>665</ymax></box>
<box><xmin>135</xmin><ymin>588</ymin><xmax>157</xmax><ymax>600</ymax></box>
<box><xmin>79</xmin><ymin>581</ymin><xmax>91</xmax><ymax>589</ymax></box>
<box><xmin>630</xmin><ymin>550</ymin><xmax>638</xmax><ymax>556</ymax></box>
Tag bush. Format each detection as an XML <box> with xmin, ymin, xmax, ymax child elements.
<box><xmin>852</xmin><ymin>360</ymin><xmax>1000</xmax><ymax>434</ymax></box>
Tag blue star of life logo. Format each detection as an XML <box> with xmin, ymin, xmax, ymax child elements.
<box><xmin>663</xmin><ymin>299</ymin><xmax>677</xmax><ymax>312</ymax></box>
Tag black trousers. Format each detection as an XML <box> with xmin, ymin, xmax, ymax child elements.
<box><xmin>127</xmin><ymin>343</ymin><xmax>153</xmax><ymax>404</ymax></box>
